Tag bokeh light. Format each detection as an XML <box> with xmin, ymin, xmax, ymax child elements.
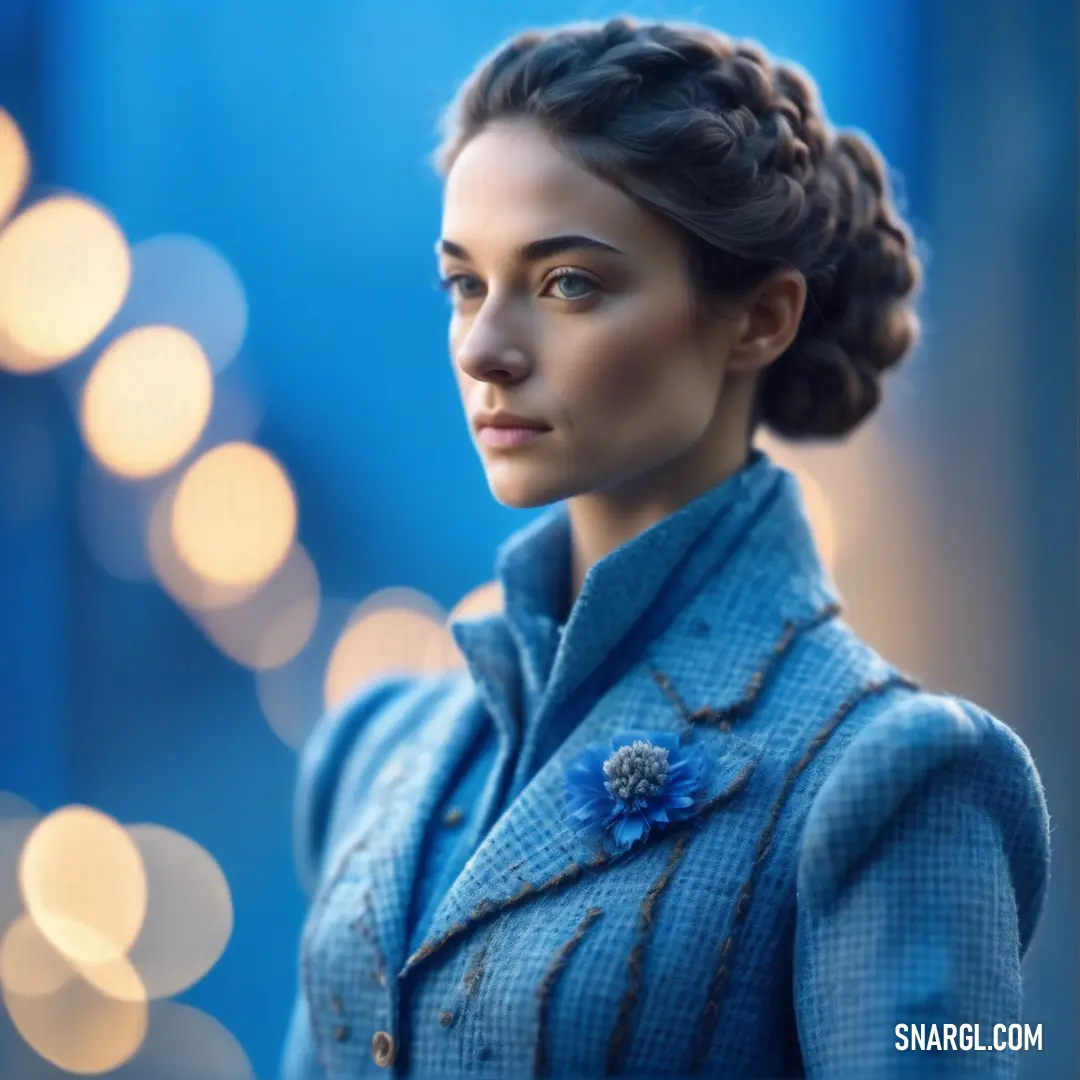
<box><xmin>170</xmin><ymin>442</ymin><xmax>297</xmax><ymax>589</ymax></box>
<box><xmin>0</xmin><ymin>107</ymin><xmax>29</xmax><ymax>224</ymax></box>
<box><xmin>255</xmin><ymin>597</ymin><xmax>357</xmax><ymax>750</ymax></box>
<box><xmin>104</xmin><ymin>234</ymin><xmax>249</xmax><ymax>373</ymax></box>
<box><xmin>61</xmin><ymin>825</ymin><xmax>234</xmax><ymax>1004</ymax></box>
<box><xmin>125</xmin><ymin>825</ymin><xmax>232</xmax><ymax>1001</ymax></box>
<box><xmin>323</xmin><ymin>587</ymin><xmax>452</xmax><ymax>711</ymax></box>
<box><xmin>2</xmin><ymin>969</ymin><xmax>147</xmax><ymax>1075</ymax></box>
<box><xmin>0</xmin><ymin>914</ymin><xmax>75</xmax><ymax>1000</ymax></box>
<box><xmin>422</xmin><ymin>579</ymin><xmax>505</xmax><ymax>667</ymax></box>
<box><xmin>448</xmin><ymin>580</ymin><xmax>504</xmax><ymax>621</ymax></box>
<box><xmin>0</xmin><ymin>195</ymin><xmax>130</xmax><ymax>373</ymax></box>
<box><xmin>79</xmin><ymin>325</ymin><xmax>214</xmax><ymax>479</ymax></box>
<box><xmin>147</xmin><ymin>483</ymin><xmax>258</xmax><ymax>611</ymax></box>
<box><xmin>755</xmin><ymin>432</ymin><xmax>840</xmax><ymax>572</ymax></box>
<box><xmin>200</xmin><ymin>543</ymin><xmax>321</xmax><ymax>670</ymax></box>
<box><xmin>65</xmin><ymin>950</ymin><xmax>146</xmax><ymax>1007</ymax></box>
<box><xmin>789</xmin><ymin>466</ymin><xmax>837</xmax><ymax>572</ymax></box>
<box><xmin>111</xmin><ymin>1001</ymin><xmax>254</xmax><ymax>1080</ymax></box>
<box><xmin>18</xmin><ymin>807</ymin><xmax>147</xmax><ymax>967</ymax></box>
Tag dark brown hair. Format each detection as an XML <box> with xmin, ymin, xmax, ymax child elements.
<box><xmin>431</xmin><ymin>16</ymin><xmax>922</xmax><ymax>439</ymax></box>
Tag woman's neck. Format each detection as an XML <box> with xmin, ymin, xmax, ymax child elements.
<box><xmin>564</xmin><ymin>425</ymin><xmax>751</xmax><ymax>608</ymax></box>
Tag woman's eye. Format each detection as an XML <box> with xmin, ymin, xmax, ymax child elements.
<box><xmin>547</xmin><ymin>271</ymin><xmax>597</xmax><ymax>301</ymax></box>
<box><xmin>439</xmin><ymin>274</ymin><xmax>482</xmax><ymax>300</ymax></box>
<box><xmin>437</xmin><ymin>270</ymin><xmax>598</xmax><ymax>304</ymax></box>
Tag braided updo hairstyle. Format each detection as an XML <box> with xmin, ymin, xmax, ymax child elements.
<box><xmin>432</xmin><ymin>17</ymin><xmax>922</xmax><ymax>439</ymax></box>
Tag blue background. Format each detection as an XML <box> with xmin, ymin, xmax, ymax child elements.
<box><xmin>0</xmin><ymin>1</ymin><xmax>1075</xmax><ymax>1077</ymax></box>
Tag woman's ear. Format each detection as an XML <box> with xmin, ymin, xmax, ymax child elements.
<box><xmin>726</xmin><ymin>269</ymin><xmax>808</xmax><ymax>373</ymax></box>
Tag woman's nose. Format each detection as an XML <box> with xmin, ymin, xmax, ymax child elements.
<box><xmin>454</xmin><ymin>341</ymin><xmax>532</xmax><ymax>385</ymax></box>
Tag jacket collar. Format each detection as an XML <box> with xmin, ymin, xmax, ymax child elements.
<box><xmin>401</xmin><ymin>451</ymin><xmax>842</xmax><ymax>979</ymax></box>
<box><xmin>452</xmin><ymin>449</ymin><xmax>788</xmax><ymax>750</ymax></box>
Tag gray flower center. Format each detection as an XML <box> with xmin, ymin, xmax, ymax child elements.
<box><xmin>603</xmin><ymin>740</ymin><xmax>670</xmax><ymax>801</ymax></box>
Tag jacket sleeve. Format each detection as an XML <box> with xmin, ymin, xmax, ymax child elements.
<box><xmin>292</xmin><ymin>675</ymin><xmax>416</xmax><ymax>897</ymax></box>
<box><xmin>793</xmin><ymin>693</ymin><xmax>1050</xmax><ymax>1079</ymax></box>
<box><xmin>280</xmin><ymin>675</ymin><xmax>415</xmax><ymax>1080</ymax></box>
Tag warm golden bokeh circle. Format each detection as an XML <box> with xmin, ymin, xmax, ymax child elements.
<box><xmin>254</xmin><ymin>597</ymin><xmax>356</xmax><ymax>751</ymax></box>
<box><xmin>448</xmin><ymin>580</ymin><xmax>504</xmax><ymax>621</ymax></box>
<box><xmin>0</xmin><ymin>914</ymin><xmax>75</xmax><ymax>999</ymax></box>
<box><xmin>80</xmin><ymin>325</ymin><xmax>214</xmax><ymax>479</ymax></box>
<box><xmin>2</xmin><ymin>970</ymin><xmax>148</xmax><ymax>1074</ymax></box>
<box><xmin>323</xmin><ymin>588</ymin><xmax>451</xmax><ymax>711</ymax></box>
<box><xmin>200</xmin><ymin>543</ymin><xmax>321</xmax><ymax>670</ymax></box>
<box><xmin>419</xmin><ymin>579</ymin><xmax>506</xmax><ymax>669</ymax></box>
<box><xmin>0</xmin><ymin>107</ymin><xmax>29</xmax><ymax>224</ymax></box>
<box><xmin>754</xmin><ymin>433</ymin><xmax>839</xmax><ymax>572</ymax></box>
<box><xmin>147</xmin><ymin>483</ymin><xmax>259</xmax><ymax>611</ymax></box>
<box><xmin>69</xmin><ymin>948</ymin><xmax>147</xmax><ymax>1006</ymax></box>
<box><xmin>114</xmin><ymin>233</ymin><xmax>250</xmax><ymax>374</ymax></box>
<box><xmin>790</xmin><ymin>467</ymin><xmax>837</xmax><ymax>571</ymax></box>
<box><xmin>18</xmin><ymin>806</ymin><xmax>147</xmax><ymax>967</ymax></box>
<box><xmin>170</xmin><ymin>442</ymin><xmax>298</xmax><ymax>589</ymax></box>
<box><xmin>0</xmin><ymin>195</ymin><xmax>130</xmax><ymax>372</ymax></box>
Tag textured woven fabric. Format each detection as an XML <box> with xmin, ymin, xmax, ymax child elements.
<box><xmin>406</xmin><ymin>450</ymin><xmax>757</xmax><ymax>961</ymax></box>
<box><xmin>408</xmin><ymin>719</ymin><xmax>498</xmax><ymax>959</ymax></box>
<box><xmin>281</xmin><ymin>451</ymin><xmax>1050</xmax><ymax>1080</ymax></box>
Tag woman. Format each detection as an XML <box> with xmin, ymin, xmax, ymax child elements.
<box><xmin>282</xmin><ymin>17</ymin><xmax>1049</xmax><ymax>1079</ymax></box>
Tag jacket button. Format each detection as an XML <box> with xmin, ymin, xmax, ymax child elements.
<box><xmin>442</xmin><ymin>807</ymin><xmax>464</xmax><ymax>827</ymax></box>
<box><xmin>371</xmin><ymin>1030</ymin><xmax>396</xmax><ymax>1068</ymax></box>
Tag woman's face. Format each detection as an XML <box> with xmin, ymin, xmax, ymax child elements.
<box><xmin>438</xmin><ymin>119</ymin><xmax>744</xmax><ymax>510</ymax></box>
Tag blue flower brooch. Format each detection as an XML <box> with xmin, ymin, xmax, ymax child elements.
<box><xmin>564</xmin><ymin>730</ymin><xmax>707</xmax><ymax>852</ymax></box>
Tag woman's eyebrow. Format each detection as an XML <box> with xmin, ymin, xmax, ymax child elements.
<box><xmin>435</xmin><ymin>234</ymin><xmax>627</xmax><ymax>262</ymax></box>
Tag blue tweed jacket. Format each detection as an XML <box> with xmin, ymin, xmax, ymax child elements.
<box><xmin>282</xmin><ymin>451</ymin><xmax>1050</xmax><ymax>1079</ymax></box>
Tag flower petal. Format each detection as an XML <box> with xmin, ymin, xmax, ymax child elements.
<box><xmin>610</xmin><ymin>730</ymin><xmax>656</xmax><ymax>751</ymax></box>
<box><xmin>612</xmin><ymin>813</ymin><xmax>648</xmax><ymax>849</ymax></box>
<box><xmin>565</xmin><ymin>732</ymin><xmax>712</xmax><ymax>850</ymax></box>
<box><xmin>665</xmin><ymin>794</ymin><xmax>697</xmax><ymax>810</ymax></box>
<box><xmin>649</xmin><ymin>732</ymin><xmax>681</xmax><ymax>751</ymax></box>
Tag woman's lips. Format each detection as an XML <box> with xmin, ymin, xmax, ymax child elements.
<box><xmin>477</xmin><ymin>425</ymin><xmax>550</xmax><ymax>448</ymax></box>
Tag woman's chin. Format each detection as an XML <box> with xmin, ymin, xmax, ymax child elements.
<box><xmin>485</xmin><ymin>467</ymin><xmax>571</xmax><ymax>510</ymax></box>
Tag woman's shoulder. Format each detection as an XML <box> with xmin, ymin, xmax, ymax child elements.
<box><xmin>291</xmin><ymin>671</ymin><xmax>472</xmax><ymax>895</ymax></box>
<box><xmin>796</xmin><ymin>685</ymin><xmax>1050</xmax><ymax>946</ymax></box>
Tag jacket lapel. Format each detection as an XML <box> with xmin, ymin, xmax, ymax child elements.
<box><xmin>399</xmin><ymin>688</ymin><xmax>758</xmax><ymax>977</ymax></box>
<box><xmin>400</xmin><ymin>463</ymin><xmax>843</xmax><ymax>979</ymax></box>
<box><xmin>345</xmin><ymin>675</ymin><xmax>489</xmax><ymax>978</ymax></box>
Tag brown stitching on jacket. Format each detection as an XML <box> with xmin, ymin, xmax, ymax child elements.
<box><xmin>510</xmin><ymin>880</ymin><xmax>537</xmax><ymax>903</ymax></box>
<box><xmin>402</xmin><ymin>764</ymin><xmax>754</xmax><ymax>978</ymax></box>
<box><xmin>301</xmin><ymin>823</ymin><xmax>380</xmax><ymax>1073</ymax></box>
<box><xmin>352</xmin><ymin>891</ymin><xmax>388</xmax><ymax>985</ymax></box>
<box><xmin>300</xmin><ymin>918</ymin><xmax>329</xmax><ymax>1072</ymax></box>
<box><xmin>463</xmin><ymin>935</ymin><xmax>490</xmax><ymax>996</ymax></box>
<box><xmin>653</xmin><ymin>602</ymin><xmax>843</xmax><ymax>731</ymax></box>
<box><xmin>470</xmin><ymin>897</ymin><xmax>498</xmax><ymax>920</ymax></box>
<box><xmin>606</xmin><ymin>832</ymin><xmax>693</xmax><ymax>1075</ymax></box>
<box><xmin>534</xmin><ymin>906</ymin><xmax>605</xmax><ymax>1077</ymax></box>
<box><xmin>683</xmin><ymin>673</ymin><xmax>919</xmax><ymax>1073</ymax></box>
<box><xmin>649</xmin><ymin>667</ymin><xmax>694</xmax><ymax>724</ymax></box>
